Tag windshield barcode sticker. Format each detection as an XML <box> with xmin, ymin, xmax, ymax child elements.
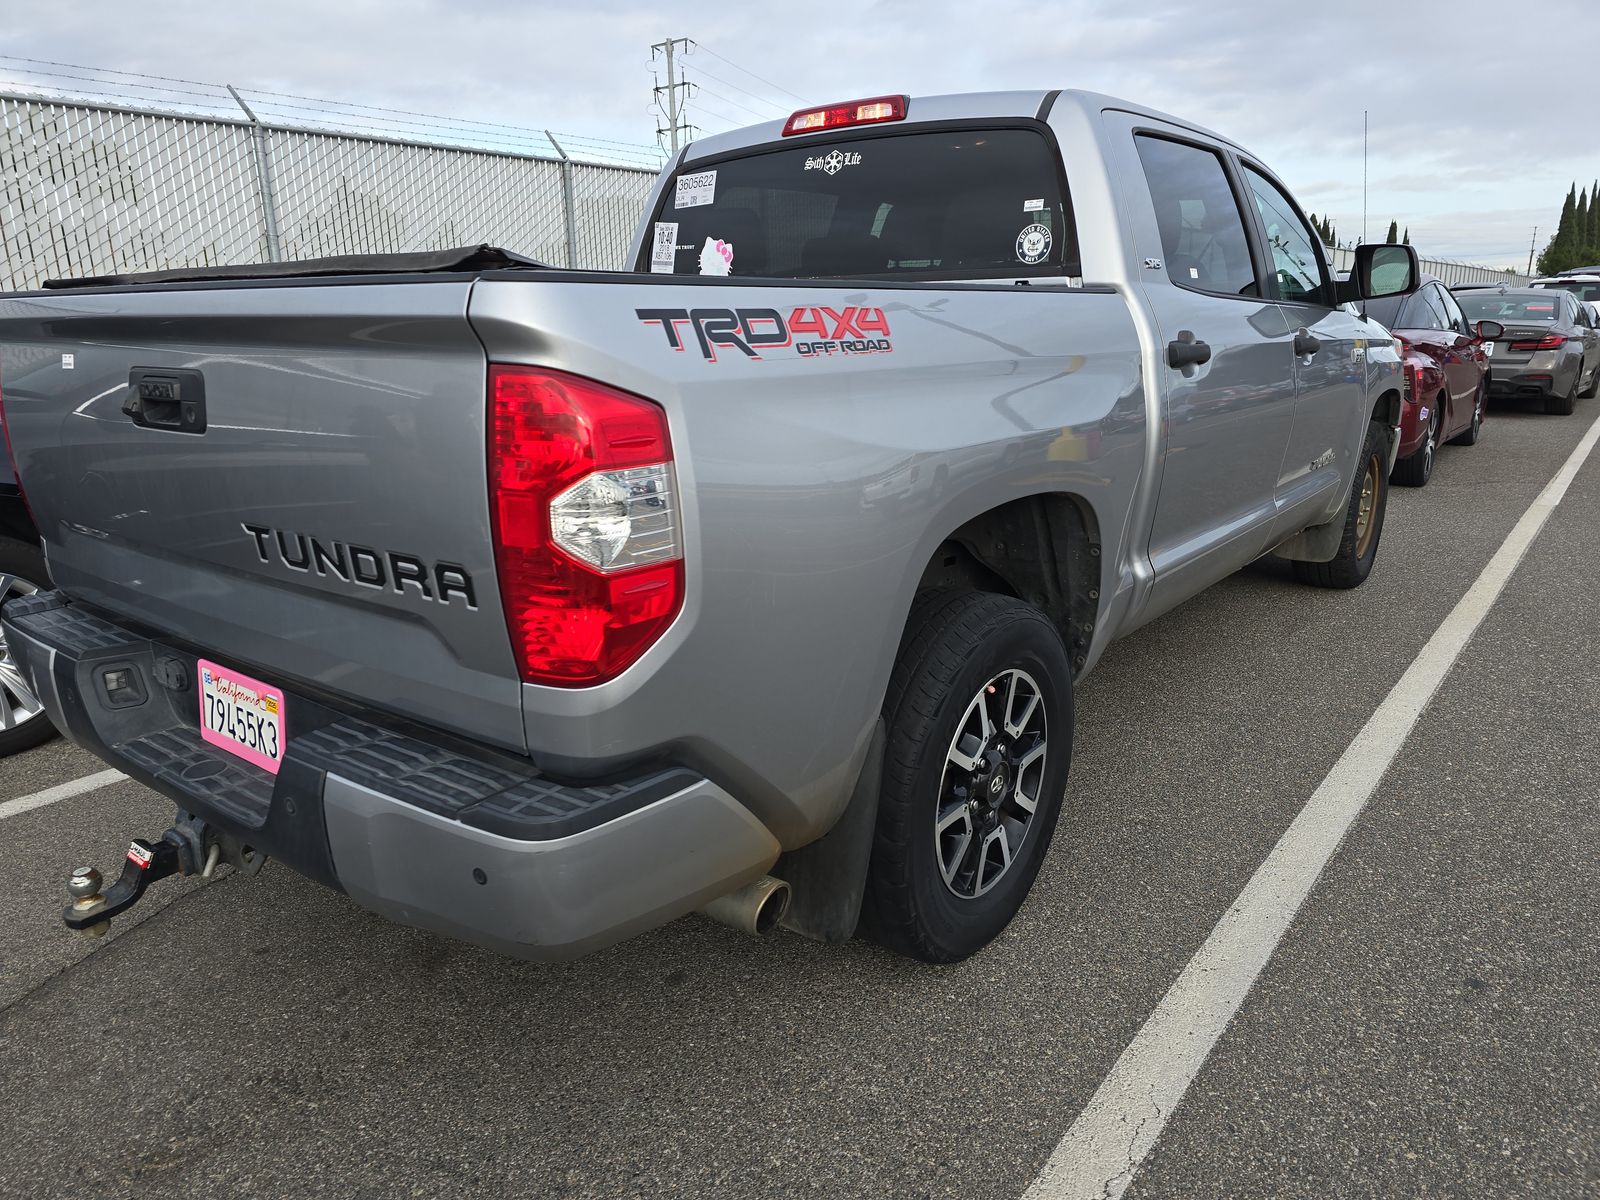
<box><xmin>674</xmin><ymin>170</ymin><xmax>716</xmax><ymax>209</ymax></box>
<box><xmin>650</xmin><ymin>222</ymin><xmax>679</xmax><ymax>273</ymax></box>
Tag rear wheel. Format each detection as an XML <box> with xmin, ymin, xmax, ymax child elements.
<box><xmin>1449</xmin><ymin>381</ymin><xmax>1484</xmax><ymax>446</ymax></box>
<box><xmin>1391</xmin><ymin>399</ymin><xmax>1440</xmax><ymax>487</ymax></box>
<box><xmin>861</xmin><ymin>591</ymin><xmax>1073</xmax><ymax>963</ymax></box>
<box><xmin>0</xmin><ymin>537</ymin><xmax>57</xmax><ymax>756</ymax></box>
<box><xmin>1292</xmin><ymin>420</ymin><xmax>1388</xmax><ymax>590</ymax></box>
<box><xmin>1546</xmin><ymin>370</ymin><xmax>1578</xmax><ymax>415</ymax></box>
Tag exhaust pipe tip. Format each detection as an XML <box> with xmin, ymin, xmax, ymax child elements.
<box><xmin>699</xmin><ymin>875</ymin><xmax>791</xmax><ymax>937</ymax></box>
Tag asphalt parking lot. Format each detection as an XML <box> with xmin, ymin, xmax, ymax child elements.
<box><xmin>1</xmin><ymin>401</ymin><xmax>1595</xmax><ymax>1199</ymax></box>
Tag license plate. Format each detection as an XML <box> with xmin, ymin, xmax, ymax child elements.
<box><xmin>197</xmin><ymin>659</ymin><xmax>286</xmax><ymax>774</ymax></box>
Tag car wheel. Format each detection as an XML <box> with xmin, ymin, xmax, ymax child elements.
<box><xmin>1546</xmin><ymin>370</ymin><xmax>1579</xmax><ymax>415</ymax></box>
<box><xmin>1449</xmin><ymin>381</ymin><xmax>1484</xmax><ymax>446</ymax></box>
<box><xmin>861</xmin><ymin>590</ymin><xmax>1072</xmax><ymax>963</ymax></box>
<box><xmin>1580</xmin><ymin>358</ymin><xmax>1600</xmax><ymax>400</ymax></box>
<box><xmin>1391</xmin><ymin>399</ymin><xmax>1440</xmax><ymax>487</ymax></box>
<box><xmin>0</xmin><ymin>537</ymin><xmax>58</xmax><ymax>756</ymax></box>
<box><xmin>1292</xmin><ymin>420</ymin><xmax>1388</xmax><ymax>590</ymax></box>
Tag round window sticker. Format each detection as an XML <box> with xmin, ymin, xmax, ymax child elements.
<box><xmin>1016</xmin><ymin>223</ymin><xmax>1052</xmax><ymax>265</ymax></box>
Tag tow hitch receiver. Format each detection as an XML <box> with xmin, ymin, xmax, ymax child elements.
<box><xmin>62</xmin><ymin>820</ymin><xmax>217</xmax><ymax>937</ymax></box>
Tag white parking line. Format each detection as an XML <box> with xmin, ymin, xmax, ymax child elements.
<box><xmin>0</xmin><ymin>769</ymin><xmax>126</xmax><ymax>821</ymax></box>
<box><xmin>1024</xmin><ymin>408</ymin><xmax>1600</xmax><ymax>1200</ymax></box>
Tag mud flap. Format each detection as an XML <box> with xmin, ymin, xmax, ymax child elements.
<box><xmin>776</xmin><ymin>720</ymin><xmax>884</xmax><ymax>944</ymax></box>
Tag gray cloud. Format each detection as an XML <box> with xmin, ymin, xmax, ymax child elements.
<box><xmin>4</xmin><ymin>0</ymin><xmax>1594</xmax><ymax>264</ymax></box>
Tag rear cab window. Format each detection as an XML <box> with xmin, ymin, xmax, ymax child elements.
<box><xmin>638</xmin><ymin>126</ymin><xmax>1078</xmax><ymax>281</ymax></box>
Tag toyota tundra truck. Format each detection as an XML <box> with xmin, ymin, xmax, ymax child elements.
<box><xmin>0</xmin><ymin>90</ymin><xmax>1418</xmax><ymax>963</ymax></box>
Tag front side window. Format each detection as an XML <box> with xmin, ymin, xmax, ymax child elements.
<box><xmin>1243</xmin><ymin>166</ymin><xmax>1332</xmax><ymax>306</ymax></box>
<box><xmin>640</xmin><ymin>128</ymin><xmax>1075</xmax><ymax>280</ymax></box>
<box><xmin>1134</xmin><ymin>134</ymin><xmax>1259</xmax><ymax>297</ymax></box>
<box><xmin>1436</xmin><ymin>286</ymin><xmax>1469</xmax><ymax>334</ymax></box>
<box><xmin>1421</xmin><ymin>286</ymin><xmax>1455</xmax><ymax>331</ymax></box>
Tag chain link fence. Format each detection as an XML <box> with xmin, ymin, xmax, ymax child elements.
<box><xmin>0</xmin><ymin>91</ymin><xmax>658</xmax><ymax>291</ymax></box>
<box><xmin>1326</xmin><ymin>244</ymin><xmax>1530</xmax><ymax>288</ymax></box>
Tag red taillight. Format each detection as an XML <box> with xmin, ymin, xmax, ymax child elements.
<box><xmin>1509</xmin><ymin>333</ymin><xmax>1565</xmax><ymax>351</ymax></box>
<box><xmin>783</xmin><ymin>94</ymin><xmax>907</xmax><ymax>136</ymax></box>
<box><xmin>1402</xmin><ymin>361</ymin><xmax>1420</xmax><ymax>402</ymax></box>
<box><xmin>488</xmin><ymin>366</ymin><xmax>683</xmax><ymax>687</ymax></box>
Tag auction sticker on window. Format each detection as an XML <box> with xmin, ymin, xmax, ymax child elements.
<box><xmin>674</xmin><ymin>170</ymin><xmax>716</xmax><ymax>209</ymax></box>
<box><xmin>650</xmin><ymin>221</ymin><xmax>679</xmax><ymax>273</ymax></box>
<box><xmin>1016</xmin><ymin>223</ymin><xmax>1052</xmax><ymax>264</ymax></box>
<box><xmin>198</xmin><ymin>659</ymin><xmax>286</xmax><ymax>775</ymax></box>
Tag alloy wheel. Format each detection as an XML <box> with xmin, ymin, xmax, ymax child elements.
<box><xmin>1354</xmin><ymin>451</ymin><xmax>1382</xmax><ymax>558</ymax></box>
<box><xmin>0</xmin><ymin>571</ymin><xmax>44</xmax><ymax>731</ymax></box>
<box><xmin>934</xmin><ymin>668</ymin><xmax>1049</xmax><ymax>899</ymax></box>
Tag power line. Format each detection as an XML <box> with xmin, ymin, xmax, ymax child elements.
<box><xmin>680</xmin><ymin>62</ymin><xmax>789</xmax><ymax>115</ymax></box>
<box><xmin>687</xmin><ymin>41</ymin><xmax>806</xmax><ymax>103</ymax></box>
<box><xmin>690</xmin><ymin>82</ymin><xmax>780</xmax><ymax>124</ymax></box>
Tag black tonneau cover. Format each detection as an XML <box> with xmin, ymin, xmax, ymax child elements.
<box><xmin>41</xmin><ymin>244</ymin><xmax>550</xmax><ymax>290</ymax></box>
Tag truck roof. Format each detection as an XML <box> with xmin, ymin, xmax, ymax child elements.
<box><xmin>678</xmin><ymin>88</ymin><xmax>1249</xmax><ymax>164</ymax></box>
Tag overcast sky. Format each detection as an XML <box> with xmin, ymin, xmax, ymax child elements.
<box><xmin>5</xmin><ymin>0</ymin><xmax>1596</xmax><ymax>267</ymax></box>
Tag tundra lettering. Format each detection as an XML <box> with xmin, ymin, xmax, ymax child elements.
<box><xmin>240</xmin><ymin>522</ymin><xmax>476</xmax><ymax>608</ymax></box>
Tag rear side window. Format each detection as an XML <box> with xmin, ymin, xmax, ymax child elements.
<box><xmin>1134</xmin><ymin>135</ymin><xmax>1258</xmax><ymax>298</ymax></box>
<box><xmin>640</xmin><ymin>128</ymin><xmax>1076</xmax><ymax>280</ymax></box>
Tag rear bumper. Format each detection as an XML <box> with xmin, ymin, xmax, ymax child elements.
<box><xmin>1487</xmin><ymin>371</ymin><xmax>1558</xmax><ymax>398</ymax></box>
<box><xmin>1</xmin><ymin>591</ymin><xmax>779</xmax><ymax>959</ymax></box>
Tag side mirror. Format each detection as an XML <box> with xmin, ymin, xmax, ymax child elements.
<box><xmin>1337</xmin><ymin>243</ymin><xmax>1421</xmax><ymax>303</ymax></box>
<box><xmin>1476</xmin><ymin>319</ymin><xmax>1504</xmax><ymax>341</ymax></box>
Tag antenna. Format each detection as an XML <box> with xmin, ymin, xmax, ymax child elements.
<box><xmin>651</xmin><ymin>37</ymin><xmax>694</xmax><ymax>154</ymax></box>
<box><xmin>1362</xmin><ymin>109</ymin><xmax>1368</xmax><ymax>244</ymax></box>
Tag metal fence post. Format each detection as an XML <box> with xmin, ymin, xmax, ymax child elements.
<box><xmin>227</xmin><ymin>85</ymin><xmax>282</xmax><ymax>261</ymax></box>
<box><xmin>546</xmin><ymin>131</ymin><xmax>579</xmax><ymax>268</ymax></box>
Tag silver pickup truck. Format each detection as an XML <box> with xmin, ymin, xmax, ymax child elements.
<box><xmin>0</xmin><ymin>89</ymin><xmax>1418</xmax><ymax>963</ymax></box>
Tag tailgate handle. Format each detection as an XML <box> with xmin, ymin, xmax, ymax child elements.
<box><xmin>124</xmin><ymin>368</ymin><xmax>206</xmax><ymax>434</ymax></box>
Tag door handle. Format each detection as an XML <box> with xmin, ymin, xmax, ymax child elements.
<box><xmin>1166</xmin><ymin>330</ymin><xmax>1212</xmax><ymax>369</ymax></box>
<box><xmin>1293</xmin><ymin>329</ymin><xmax>1321</xmax><ymax>357</ymax></box>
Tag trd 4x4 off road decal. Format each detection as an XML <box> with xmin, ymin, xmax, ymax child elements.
<box><xmin>636</xmin><ymin>306</ymin><xmax>892</xmax><ymax>362</ymax></box>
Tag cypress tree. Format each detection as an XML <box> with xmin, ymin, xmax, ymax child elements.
<box><xmin>1385</xmin><ymin>220</ymin><xmax>1398</xmax><ymax>244</ymax></box>
<box><xmin>1402</xmin><ymin>227</ymin><xmax>1410</xmax><ymax>245</ymax></box>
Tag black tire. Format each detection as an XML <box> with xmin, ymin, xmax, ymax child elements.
<box><xmin>1580</xmin><ymin>359</ymin><xmax>1600</xmax><ymax>400</ymax></box>
<box><xmin>1449</xmin><ymin>380</ymin><xmax>1484</xmax><ymax>446</ymax></box>
<box><xmin>1390</xmin><ymin>399</ymin><xmax>1440</xmax><ymax>487</ymax></box>
<box><xmin>861</xmin><ymin>590</ymin><xmax>1073</xmax><ymax>963</ymax></box>
<box><xmin>0</xmin><ymin>537</ymin><xmax>59</xmax><ymax>756</ymax></box>
<box><xmin>1292</xmin><ymin>420</ymin><xmax>1389</xmax><ymax>590</ymax></box>
<box><xmin>1546</xmin><ymin>371</ymin><xmax>1578</xmax><ymax>415</ymax></box>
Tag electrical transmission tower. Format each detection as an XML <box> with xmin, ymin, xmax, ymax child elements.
<box><xmin>651</xmin><ymin>37</ymin><xmax>695</xmax><ymax>153</ymax></box>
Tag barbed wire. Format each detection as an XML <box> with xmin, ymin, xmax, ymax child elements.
<box><xmin>0</xmin><ymin>55</ymin><xmax>664</xmax><ymax>169</ymax></box>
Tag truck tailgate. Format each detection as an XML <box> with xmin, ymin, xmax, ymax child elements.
<box><xmin>0</xmin><ymin>281</ymin><xmax>526</xmax><ymax>751</ymax></box>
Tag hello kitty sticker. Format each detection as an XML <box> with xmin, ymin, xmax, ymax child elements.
<box><xmin>698</xmin><ymin>237</ymin><xmax>733</xmax><ymax>276</ymax></box>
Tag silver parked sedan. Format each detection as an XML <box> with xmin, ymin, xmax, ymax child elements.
<box><xmin>1456</xmin><ymin>288</ymin><xmax>1599</xmax><ymax>414</ymax></box>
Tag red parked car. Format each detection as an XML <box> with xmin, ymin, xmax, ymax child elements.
<box><xmin>1360</xmin><ymin>277</ymin><xmax>1501</xmax><ymax>486</ymax></box>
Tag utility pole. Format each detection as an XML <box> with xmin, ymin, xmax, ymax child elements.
<box><xmin>651</xmin><ymin>37</ymin><xmax>694</xmax><ymax>153</ymax></box>
<box><xmin>1527</xmin><ymin>226</ymin><xmax>1538</xmax><ymax>276</ymax></box>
